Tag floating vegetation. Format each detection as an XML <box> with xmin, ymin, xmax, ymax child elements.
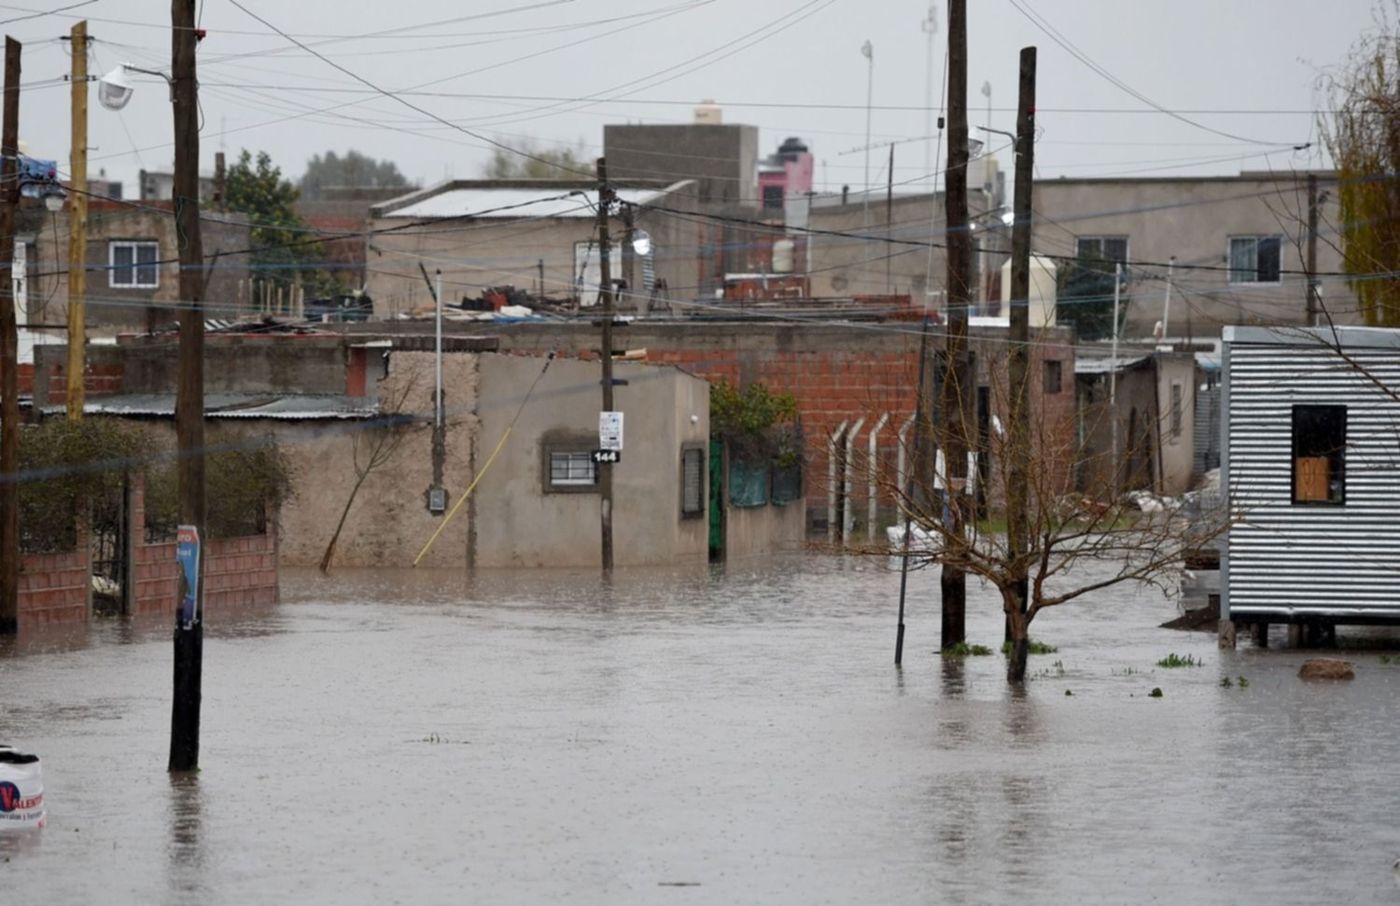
<box><xmin>942</xmin><ymin>642</ymin><xmax>994</xmax><ymax>657</ymax></box>
<box><xmin>1157</xmin><ymin>653</ymin><xmax>1202</xmax><ymax>669</ymax></box>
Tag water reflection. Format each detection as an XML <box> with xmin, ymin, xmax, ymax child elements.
<box><xmin>165</xmin><ymin>774</ymin><xmax>206</xmax><ymax>902</ymax></box>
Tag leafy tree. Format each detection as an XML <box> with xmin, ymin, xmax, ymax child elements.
<box><xmin>1056</xmin><ymin>252</ymin><xmax>1127</xmax><ymax>341</ymax></box>
<box><xmin>1321</xmin><ymin>1</ymin><xmax>1400</xmax><ymax>325</ymax></box>
<box><xmin>300</xmin><ymin>150</ymin><xmax>411</xmax><ymax>200</ymax></box>
<box><xmin>482</xmin><ymin>138</ymin><xmax>589</xmax><ymax>179</ymax></box>
<box><xmin>225</xmin><ymin>149</ymin><xmax>319</xmax><ymax>290</ymax></box>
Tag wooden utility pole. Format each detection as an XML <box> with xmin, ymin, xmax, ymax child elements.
<box><xmin>940</xmin><ymin>0</ymin><xmax>971</xmax><ymax>649</ymax></box>
<box><xmin>885</xmin><ymin>143</ymin><xmax>894</xmax><ymax>296</ymax></box>
<box><xmin>0</xmin><ymin>37</ymin><xmax>20</xmax><ymax>636</ymax></box>
<box><xmin>595</xmin><ymin>157</ymin><xmax>615</xmax><ymax>573</ymax></box>
<box><xmin>66</xmin><ymin>20</ymin><xmax>88</xmax><ymax>421</ymax></box>
<box><xmin>169</xmin><ymin>0</ymin><xmax>205</xmax><ymax>773</ymax></box>
<box><xmin>1306</xmin><ymin>173</ymin><xmax>1320</xmax><ymax>327</ymax></box>
<box><xmin>1005</xmin><ymin>46</ymin><xmax>1036</xmax><ymax>667</ymax></box>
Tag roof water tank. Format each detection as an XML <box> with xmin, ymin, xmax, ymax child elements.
<box><xmin>694</xmin><ymin>99</ymin><xmax>722</xmax><ymax>125</ymax></box>
<box><xmin>772</xmin><ymin>238</ymin><xmax>795</xmax><ymax>274</ymax></box>
<box><xmin>999</xmin><ymin>254</ymin><xmax>1059</xmax><ymax>328</ymax></box>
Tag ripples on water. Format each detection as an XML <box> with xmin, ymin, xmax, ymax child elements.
<box><xmin>1</xmin><ymin>555</ymin><xmax>1398</xmax><ymax>904</ymax></box>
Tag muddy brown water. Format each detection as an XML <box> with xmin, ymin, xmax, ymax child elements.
<box><xmin>2</xmin><ymin>555</ymin><xmax>1398</xmax><ymax>904</ymax></box>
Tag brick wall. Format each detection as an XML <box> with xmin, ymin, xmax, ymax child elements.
<box><xmin>465</xmin><ymin>321</ymin><xmax>1078</xmax><ymax>533</ymax></box>
<box><xmin>17</xmin><ymin>475</ymin><xmax>278</xmax><ymax>626</ymax></box>
<box><xmin>129</xmin><ymin>474</ymin><xmax>279</xmax><ymax>618</ymax></box>
<box><xmin>18</xmin><ymin>523</ymin><xmax>92</xmax><ymax>626</ymax></box>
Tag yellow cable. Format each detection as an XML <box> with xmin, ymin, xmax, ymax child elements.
<box><xmin>411</xmin><ymin>425</ymin><xmax>513</xmax><ymax>567</ymax></box>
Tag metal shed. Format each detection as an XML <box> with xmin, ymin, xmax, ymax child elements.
<box><xmin>1222</xmin><ymin>325</ymin><xmax>1400</xmax><ymax>624</ymax></box>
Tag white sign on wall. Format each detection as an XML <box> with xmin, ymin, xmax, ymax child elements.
<box><xmin>599</xmin><ymin>411</ymin><xmax>624</xmax><ymax>451</ymax></box>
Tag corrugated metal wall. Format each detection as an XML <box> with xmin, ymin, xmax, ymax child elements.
<box><xmin>1226</xmin><ymin>341</ymin><xmax>1400</xmax><ymax>620</ymax></box>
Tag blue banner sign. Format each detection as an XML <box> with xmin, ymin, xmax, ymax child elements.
<box><xmin>176</xmin><ymin>525</ymin><xmax>201</xmax><ymax>629</ymax></box>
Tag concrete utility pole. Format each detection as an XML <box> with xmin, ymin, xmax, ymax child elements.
<box><xmin>169</xmin><ymin>0</ymin><xmax>205</xmax><ymax>774</ymax></box>
<box><xmin>66</xmin><ymin>20</ymin><xmax>88</xmax><ymax>421</ymax></box>
<box><xmin>1306</xmin><ymin>173</ymin><xmax>1320</xmax><ymax>327</ymax></box>
<box><xmin>1005</xmin><ymin>46</ymin><xmax>1036</xmax><ymax>655</ymax></box>
<box><xmin>595</xmin><ymin>157</ymin><xmax>615</xmax><ymax>573</ymax></box>
<box><xmin>940</xmin><ymin>0</ymin><xmax>971</xmax><ymax>649</ymax></box>
<box><xmin>0</xmin><ymin>37</ymin><xmax>20</xmax><ymax>636</ymax></box>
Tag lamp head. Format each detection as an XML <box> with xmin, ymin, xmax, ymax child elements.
<box><xmin>631</xmin><ymin>230</ymin><xmax>652</xmax><ymax>257</ymax></box>
<box><xmin>42</xmin><ymin>187</ymin><xmax>65</xmax><ymax>213</ymax></box>
<box><xmin>97</xmin><ymin>64</ymin><xmax>134</xmax><ymax>111</ymax></box>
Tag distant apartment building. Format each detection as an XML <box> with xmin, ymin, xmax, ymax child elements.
<box><xmin>1031</xmin><ymin>170</ymin><xmax>1350</xmax><ymax>337</ymax></box>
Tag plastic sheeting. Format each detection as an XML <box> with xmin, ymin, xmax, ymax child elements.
<box><xmin>728</xmin><ymin>457</ymin><xmax>770</xmax><ymax>508</ymax></box>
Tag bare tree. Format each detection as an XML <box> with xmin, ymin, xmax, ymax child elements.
<box><xmin>319</xmin><ymin>376</ymin><xmax>417</xmax><ymax>573</ymax></box>
<box><xmin>884</xmin><ymin>339</ymin><xmax>1228</xmax><ymax>682</ymax></box>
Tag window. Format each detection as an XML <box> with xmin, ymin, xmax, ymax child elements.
<box><xmin>1228</xmin><ymin>236</ymin><xmax>1281</xmax><ymax>284</ymax></box>
<box><xmin>1291</xmin><ymin>405</ymin><xmax>1346</xmax><ymax>505</ymax></box>
<box><xmin>109</xmin><ymin>240</ymin><xmax>159</xmax><ymax>288</ymax></box>
<box><xmin>681</xmin><ymin>446</ymin><xmax>704</xmax><ymax>517</ymax></box>
<box><xmin>1169</xmin><ymin>381</ymin><xmax>1184</xmax><ymax>440</ymax></box>
<box><xmin>761</xmin><ymin>184</ymin><xmax>785</xmax><ymax>210</ymax></box>
<box><xmin>1074</xmin><ymin>235</ymin><xmax>1129</xmax><ymax>266</ymax></box>
<box><xmin>1043</xmin><ymin>360</ymin><xmax>1063</xmax><ymax>394</ymax></box>
<box><xmin>549</xmin><ymin>451</ymin><xmax>595</xmax><ymax>487</ymax></box>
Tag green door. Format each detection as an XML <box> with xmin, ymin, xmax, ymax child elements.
<box><xmin>708</xmin><ymin>439</ymin><xmax>724</xmax><ymax>560</ymax></box>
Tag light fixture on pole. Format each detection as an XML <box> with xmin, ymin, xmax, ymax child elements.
<box><xmin>96</xmin><ymin>62</ymin><xmax>172</xmax><ymax>111</ymax></box>
<box><xmin>630</xmin><ymin>229</ymin><xmax>651</xmax><ymax>257</ymax></box>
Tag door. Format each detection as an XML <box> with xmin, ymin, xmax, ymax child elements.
<box><xmin>708</xmin><ymin>439</ymin><xmax>724</xmax><ymax>561</ymax></box>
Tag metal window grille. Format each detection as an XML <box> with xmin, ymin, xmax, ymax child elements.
<box><xmin>1170</xmin><ymin>381</ymin><xmax>1183</xmax><ymax>438</ymax></box>
<box><xmin>549</xmin><ymin>451</ymin><xmax>596</xmax><ymax>486</ymax></box>
<box><xmin>681</xmin><ymin>448</ymin><xmax>704</xmax><ymax>516</ymax></box>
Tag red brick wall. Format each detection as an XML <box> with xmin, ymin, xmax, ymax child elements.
<box><xmin>17</xmin><ymin>475</ymin><xmax>279</xmax><ymax>625</ymax></box>
<box><xmin>18</xmin><ymin>524</ymin><xmax>91</xmax><ymax>626</ymax></box>
<box><xmin>129</xmin><ymin>475</ymin><xmax>279</xmax><ymax>618</ymax></box>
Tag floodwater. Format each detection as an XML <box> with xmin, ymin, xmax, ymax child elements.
<box><xmin>2</xmin><ymin>554</ymin><xmax>1399</xmax><ymax>904</ymax></box>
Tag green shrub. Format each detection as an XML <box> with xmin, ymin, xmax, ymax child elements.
<box><xmin>18</xmin><ymin>418</ymin><xmax>148</xmax><ymax>553</ymax></box>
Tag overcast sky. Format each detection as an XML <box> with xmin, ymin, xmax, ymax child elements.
<box><xmin>0</xmin><ymin>0</ymin><xmax>1377</xmax><ymax>194</ymax></box>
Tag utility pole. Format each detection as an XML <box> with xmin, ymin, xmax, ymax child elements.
<box><xmin>66</xmin><ymin>20</ymin><xmax>87</xmax><ymax>421</ymax></box>
<box><xmin>169</xmin><ymin>0</ymin><xmax>205</xmax><ymax>774</ymax></box>
<box><xmin>0</xmin><ymin>37</ymin><xmax>21</xmax><ymax>636</ymax></box>
<box><xmin>1005</xmin><ymin>46</ymin><xmax>1035</xmax><ymax>662</ymax></box>
<box><xmin>885</xmin><ymin>143</ymin><xmax>894</xmax><ymax>296</ymax></box>
<box><xmin>1306</xmin><ymin>173</ymin><xmax>1320</xmax><ymax>327</ymax></box>
<box><xmin>1109</xmin><ymin>263</ymin><xmax>1122</xmax><ymax>500</ymax></box>
<box><xmin>940</xmin><ymin>0</ymin><xmax>971</xmax><ymax>649</ymax></box>
<box><xmin>595</xmin><ymin>157</ymin><xmax>615</xmax><ymax>573</ymax></box>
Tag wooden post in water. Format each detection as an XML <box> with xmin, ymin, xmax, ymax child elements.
<box><xmin>0</xmin><ymin>37</ymin><xmax>20</xmax><ymax>636</ymax></box>
<box><xmin>169</xmin><ymin>0</ymin><xmax>205</xmax><ymax>774</ymax></box>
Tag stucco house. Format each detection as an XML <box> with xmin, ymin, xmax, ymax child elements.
<box><xmin>32</xmin><ymin>333</ymin><xmax>802</xmax><ymax>568</ymax></box>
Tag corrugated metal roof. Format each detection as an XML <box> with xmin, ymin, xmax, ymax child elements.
<box><xmin>384</xmin><ymin>187</ymin><xmax>668</xmax><ymax>220</ymax></box>
<box><xmin>1074</xmin><ymin>355</ymin><xmax>1148</xmax><ymax>375</ymax></box>
<box><xmin>38</xmin><ymin>393</ymin><xmax>379</xmax><ymax>420</ymax></box>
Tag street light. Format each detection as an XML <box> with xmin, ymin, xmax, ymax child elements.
<box><xmin>96</xmin><ymin>62</ymin><xmax>172</xmax><ymax>111</ymax></box>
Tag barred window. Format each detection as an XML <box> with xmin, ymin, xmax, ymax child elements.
<box><xmin>549</xmin><ymin>451</ymin><xmax>596</xmax><ymax>487</ymax></box>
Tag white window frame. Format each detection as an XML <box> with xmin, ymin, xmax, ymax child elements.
<box><xmin>109</xmin><ymin>240</ymin><xmax>160</xmax><ymax>289</ymax></box>
<box><xmin>548</xmin><ymin>451</ymin><xmax>596</xmax><ymax>488</ymax></box>
<box><xmin>1226</xmin><ymin>235</ymin><xmax>1282</xmax><ymax>286</ymax></box>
